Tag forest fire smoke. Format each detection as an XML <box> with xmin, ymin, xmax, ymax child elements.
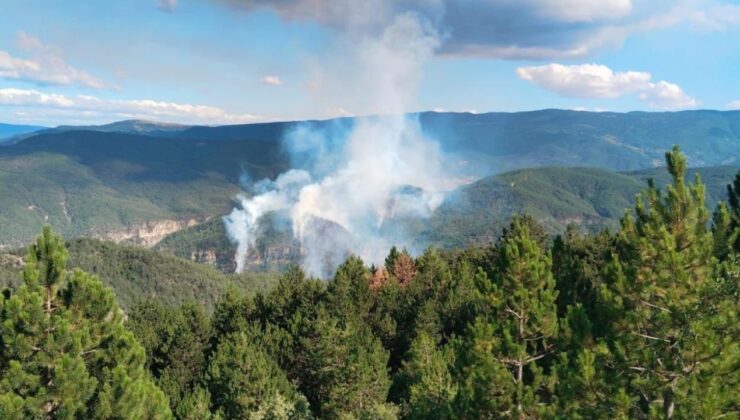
<box><xmin>225</xmin><ymin>12</ymin><xmax>456</xmax><ymax>277</ymax></box>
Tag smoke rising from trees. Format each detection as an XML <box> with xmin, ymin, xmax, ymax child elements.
<box><xmin>224</xmin><ymin>12</ymin><xmax>461</xmax><ymax>276</ymax></box>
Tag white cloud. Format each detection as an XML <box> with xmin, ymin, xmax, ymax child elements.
<box><xmin>517</xmin><ymin>63</ymin><xmax>698</xmax><ymax>109</ymax></box>
<box><xmin>0</xmin><ymin>88</ymin><xmax>267</xmax><ymax>125</ymax></box>
<box><xmin>517</xmin><ymin>63</ymin><xmax>650</xmax><ymax>98</ymax></box>
<box><xmin>639</xmin><ymin>81</ymin><xmax>699</xmax><ymax>110</ymax></box>
<box><xmin>728</xmin><ymin>100</ymin><xmax>740</xmax><ymax>110</ymax></box>
<box><xmin>260</xmin><ymin>75</ymin><xmax>283</xmax><ymax>86</ymax></box>
<box><xmin>0</xmin><ymin>32</ymin><xmax>106</xmax><ymax>89</ymax></box>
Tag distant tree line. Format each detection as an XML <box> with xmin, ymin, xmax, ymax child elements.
<box><xmin>1</xmin><ymin>146</ymin><xmax>738</xmax><ymax>419</ymax></box>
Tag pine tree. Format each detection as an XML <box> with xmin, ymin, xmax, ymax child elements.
<box><xmin>391</xmin><ymin>250</ymin><xmax>417</xmax><ymax>286</ymax></box>
<box><xmin>0</xmin><ymin>226</ymin><xmax>171</xmax><ymax>419</ymax></box>
<box><xmin>325</xmin><ymin>255</ymin><xmax>372</xmax><ymax>322</ymax></box>
<box><xmin>552</xmin><ymin>305</ymin><xmax>633</xmax><ymax>419</ymax></box>
<box><xmin>294</xmin><ymin>307</ymin><xmax>393</xmax><ymax>418</ymax></box>
<box><xmin>205</xmin><ymin>331</ymin><xmax>307</xmax><ymax>419</ymax></box>
<box><xmin>552</xmin><ymin>226</ymin><xmax>615</xmax><ymax>325</ymax></box>
<box><xmin>385</xmin><ymin>246</ymin><xmax>401</xmax><ymax>274</ymax></box>
<box><xmin>128</xmin><ymin>300</ymin><xmax>211</xmax><ymax>412</ymax></box>
<box><xmin>711</xmin><ymin>202</ymin><xmax>737</xmax><ymax>260</ymax></box>
<box><xmin>601</xmin><ymin>146</ymin><xmax>731</xmax><ymax>418</ymax></box>
<box><xmin>402</xmin><ymin>332</ymin><xmax>456</xmax><ymax>419</ymax></box>
<box><xmin>458</xmin><ymin>216</ymin><xmax>559</xmax><ymax>418</ymax></box>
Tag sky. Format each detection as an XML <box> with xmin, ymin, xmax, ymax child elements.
<box><xmin>1</xmin><ymin>0</ymin><xmax>739</xmax><ymax>126</ymax></box>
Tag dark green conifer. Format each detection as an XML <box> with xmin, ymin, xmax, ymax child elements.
<box><xmin>0</xmin><ymin>226</ymin><xmax>171</xmax><ymax>419</ymax></box>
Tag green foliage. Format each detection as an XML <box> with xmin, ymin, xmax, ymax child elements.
<box><xmin>294</xmin><ymin>307</ymin><xmax>393</xmax><ymax>418</ymax></box>
<box><xmin>2</xmin><ymin>147</ymin><xmax>738</xmax><ymax>419</ymax></box>
<box><xmin>1</xmin><ymin>238</ymin><xmax>281</xmax><ymax>311</ymax></box>
<box><xmin>0</xmin><ymin>226</ymin><xmax>171</xmax><ymax>418</ymax></box>
<box><xmin>725</xmin><ymin>170</ymin><xmax>740</xmax><ymax>253</ymax></box>
<box><xmin>401</xmin><ymin>332</ymin><xmax>456</xmax><ymax>419</ymax></box>
<box><xmin>597</xmin><ymin>146</ymin><xmax>733</xmax><ymax>418</ymax></box>
<box><xmin>128</xmin><ymin>300</ymin><xmax>211</xmax><ymax>412</ymax></box>
<box><xmin>205</xmin><ymin>332</ymin><xmax>304</xmax><ymax>419</ymax></box>
<box><xmin>457</xmin><ymin>216</ymin><xmax>559</xmax><ymax>418</ymax></box>
<box><xmin>148</xmin><ymin>166</ymin><xmax>738</xmax><ymax>272</ymax></box>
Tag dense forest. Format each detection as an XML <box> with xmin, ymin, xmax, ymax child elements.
<box><xmin>1</xmin><ymin>146</ymin><xmax>738</xmax><ymax>419</ymax></box>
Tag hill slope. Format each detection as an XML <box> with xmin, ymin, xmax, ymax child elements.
<box><xmin>2</xmin><ymin>109</ymin><xmax>740</xmax><ymax>247</ymax></box>
<box><xmin>416</xmin><ymin>165</ymin><xmax>737</xmax><ymax>248</ymax></box>
<box><xmin>0</xmin><ymin>238</ymin><xmax>279</xmax><ymax>310</ymax></box>
<box><xmin>155</xmin><ymin>165</ymin><xmax>740</xmax><ymax>273</ymax></box>
<box><xmin>0</xmin><ymin>130</ymin><xmax>286</xmax><ymax>247</ymax></box>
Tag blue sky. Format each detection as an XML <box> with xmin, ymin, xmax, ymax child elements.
<box><xmin>1</xmin><ymin>0</ymin><xmax>739</xmax><ymax>126</ymax></box>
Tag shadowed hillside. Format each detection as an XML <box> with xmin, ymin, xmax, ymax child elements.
<box><xmin>2</xmin><ymin>110</ymin><xmax>740</xmax><ymax>247</ymax></box>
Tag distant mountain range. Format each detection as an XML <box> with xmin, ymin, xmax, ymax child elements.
<box><xmin>49</xmin><ymin>119</ymin><xmax>191</xmax><ymax>136</ymax></box>
<box><xmin>0</xmin><ymin>123</ymin><xmax>46</xmax><ymax>144</ymax></box>
<box><xmin>1</xmin><ymin>109</ymin><xmax>739</xmax><ymax>249</ymax></box>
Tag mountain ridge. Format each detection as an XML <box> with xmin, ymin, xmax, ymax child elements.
<box><xmin>1</xmin><ymin>109</ymin><xmax>739</xmax><ymax>248</ymax></box>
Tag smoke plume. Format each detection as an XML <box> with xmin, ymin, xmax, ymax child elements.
<box><xmin>225</xmin><ymin>12</ymin><xmax>458</xmax><ymax>277</ymax></box>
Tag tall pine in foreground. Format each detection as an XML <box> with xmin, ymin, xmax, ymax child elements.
<box><xmin>457</xmin><ymin>216</ymin><xmax>558</xmax><ymax>418</ymax></box>
<box><xmin>0</xmin><ymin>226</ymin><xmax>171</xmax><ymax>419</ymax></box>
<box><xmin>601</xmin><ymin>146</ymin><xmax>733</xmax><ymax>418</ymax></box>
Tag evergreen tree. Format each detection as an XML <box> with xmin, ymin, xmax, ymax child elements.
<box><xmin>325</xmin><ymin>255</ymin><xmax>372</xmax><ymax>322</ymax></box>
<box><xmin>128</xmin><ymin>300</ymin><xmax>211</xmax><ymax>412</ymax></box>
<box><xmin>458</xmin><ymin>216</ymin><xmax>559</xmax><ymax>418</ymax></box>
<box><xmin>205</xmin><ymin>332</ymin><xmax>308</xmax><ymax>419</ymax></box>
<box><xmin>0</xmin><ymin>226</ymin><xmax>171</xmax><ymax>419</ymax></box>
<box><xmin>601</xmin><ymin>146</ymin><xmax>731</xmax><ymax>418</ymax></box>
<box><xmin>209</xmin><ymin>288</ymin><xmax>254</xmax><ymax>350</ymax></box>
<box><xmin>294</xmin><ymin>307</ymin><xmax>393</xmax><ymax>418</ymax></box>
<box><xmin>552</xmin><ymin>305</ymin><xmax>632</xmax><ymax>419</ymax></box>
<box><xmin>385</xmin><ymin>246</ymin><xmax>401</xmax><ymax>274</ymax></box>
<box><xmin>551</xmin><ymin>227</ymin><xmax>615</xmax><ymax>332</ymax></box>
<box><xmin>402</xmin><ymin>332</ymin><xmax>456</xmax><ymax>419</ymax></box>
<box><xmin>711</xmin><ymin>202</ymin><xmax>737</xmax><ymax>260</ymax></box>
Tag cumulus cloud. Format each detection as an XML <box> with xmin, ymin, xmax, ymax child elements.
<box><xmin>638</xmin><ymin>81</ymin><xmax>699</xmax><ymax>109</ymax></box>
<box><xmin>517</xmin><ymin>64</ymin><xmax>650</xmax><ymax>98</ymax></box>
<box><xmin>260</xmin><ymin>75</ymin><xmax>282</xmax><ymax>86</ymax></box>
<box><xmin>0</xmin><ymin>88</ymin><xmax>266</xmax><ymax>125</ymax></box>
<box><xmin>517</xmin><ymin>63</ymin><xmax>698</xmax><ymax>109</ymax></box>
<box><xmin>0</xmin><ymin>32</ymin><xmax>106</xmax><ymax>89</ymax></box>
<box><xmin>728</xmin><ymin>100</ymin><xmax>740</xmax><ymax>110</ymax></box>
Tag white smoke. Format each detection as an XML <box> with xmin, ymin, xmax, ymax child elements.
<box><xmin>225</xmin><ymin>169</ymin><xmax>311</xmax><ymax>273</ymax></box>
<box><xmin>225</xmin><ymin>12</ymin><xmax>459</xmax><ymax>277</ymax></box>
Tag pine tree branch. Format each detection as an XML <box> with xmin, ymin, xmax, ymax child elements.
<box><xmin>631</xmin><ymin>331</ymin><xmax>671</xmax><ymax>342</ymax></box>
<box><xmin>640</xmin><ymin>299</ymin><xmax>671</xmax><ymax>313</ymax></box>
<box><xmin>525</xmin><ymin>351</ymin><xmax>553</xmax><ymax>364</ymax></box>
<box><xmin>505</xmin><ymin>307</ymin><xmax>524</xmax><ymax>320</ymax></box>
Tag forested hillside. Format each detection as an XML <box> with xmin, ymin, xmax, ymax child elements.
<box><xmin>0</xmin><ymin>238</ymin><xmax>278</xmax><ymax>310</ymax></box>
<box><xmin>2</xmin><ymin>110</ymin><xmax>740</xmax><ymax>247</ymax></box>
<box><xmin>154</xmin><ymin>165</ymin><xmax>739</xmax><ymax>272</ymax></box>
<box><xmin>1</xmin><ymin>147</ymin><xmax>738</xmax><ymax>418</ymax></box>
